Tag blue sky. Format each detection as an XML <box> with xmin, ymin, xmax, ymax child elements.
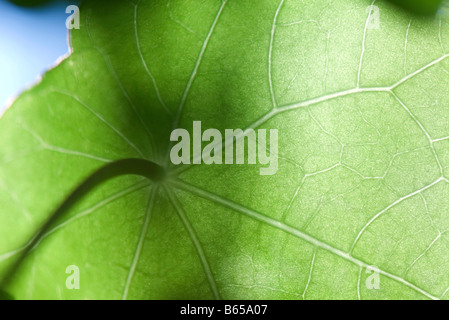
<box><xmin>0</xmin><ymin>1</ymin><xmax>74</xmax><ymax>111</ymax></box>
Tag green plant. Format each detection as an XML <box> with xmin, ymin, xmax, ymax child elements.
<box><xmin>1</xmin><ymin>0</ymin><xmax>449</xmax><ymax>300</ymax></box>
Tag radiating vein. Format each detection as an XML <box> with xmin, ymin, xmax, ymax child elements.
<box><xmin>51</xmin><ymin>89</ymin><xmax>145</xmax><ymax>158</ymax></box>
<box><xmin>41</xmin><ymin>181</ymin><xmax>150</xmax><ymax>244</ymax></box>
<box><xmin>122</xmin><ymin>185</ymin><xmax>157</xmax><ymax>300</ymax></box>
<box><xmin>0</xmin><ymin>159</ymin><xmax>164</xmax><ymax>289</ymax></box>
<box><xmin>94</xmin><ymin>47</ymin><xmax>158</xmax><ymax>155</ymax></box>
<box><xmin>0</xmin><ymin>181</ymin><xmax>150</xmax><ymax>265</ymax></box>
<box><xmin>171</xmin><ymin>179</ymin><xmax>439</xmax><ymax>300</ymax></box>
<box><xmin>85</xmin><ymin>7</ymin><xmax>158</xmax><ymax>154</ymax></box>
<box><xmin>133</xmin><ymin>0</ymin><xmax>170</xmax><ymax>115</ymax></box>
<box><xmin>19</xmin><ymin>118</ymin><xmax>113</xmax><ymax>163</ymax></box>
<box><xmin>164</xmin><ymin>186</ymin><xmax>220</xmax><ymax>300</ymax></box>
<box><xmin>268</xmin><ymin>0</ymin><xmax>284</xmax><ymax>109</ymax></box>
<box><xmin>172</xmin><ymin>0</ymin><xmax>228</xmax><ymax>131</ymax></box>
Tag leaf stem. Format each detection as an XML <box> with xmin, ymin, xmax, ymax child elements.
<box><xmin>0</xmin><ymin>158</ymin><xmax>165</xmax><ymax>295</ymax></box>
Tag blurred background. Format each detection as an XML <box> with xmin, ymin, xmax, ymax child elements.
<box><xmin>0</xmin><ymin>0</ymin><xmax>75</xmax><ymax>112</ymax></box>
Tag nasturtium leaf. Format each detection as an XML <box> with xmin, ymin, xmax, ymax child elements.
<box><xmin>1</xmin><ymin>0</ymin><xmax>449</xmax><ymax>300</ymax></box>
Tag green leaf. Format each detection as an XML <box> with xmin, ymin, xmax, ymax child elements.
<box><xmin>1</xmin><ymin>0</ymin><xmax>449</xmax><ymax>300</ymax></box>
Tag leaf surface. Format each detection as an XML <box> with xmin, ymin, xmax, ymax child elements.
<box><xmin>1</xmin><ymin>0</ymin><xmax>449</xmax><ymax>299</ymax></box>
